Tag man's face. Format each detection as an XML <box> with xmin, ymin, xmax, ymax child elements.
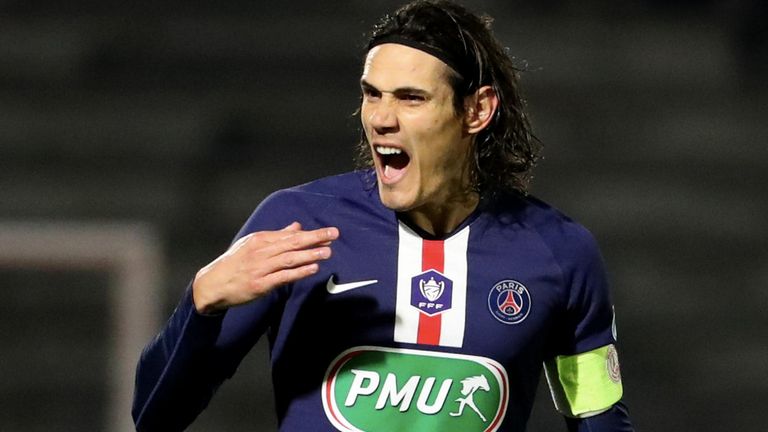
<box><xmin>360</xmin><ymin>43</ymin><xmax>474</xmax><ymax>214</ymax></box>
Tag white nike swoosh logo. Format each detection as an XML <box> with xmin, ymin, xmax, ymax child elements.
<box><xmin>326</xmin><ymin>276</ymin><xmax>378</xmax><ymax>294</ymax></box>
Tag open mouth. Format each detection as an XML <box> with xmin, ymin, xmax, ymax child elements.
<box><xmin>375</xmin><ymin>145</ymin><xmax>410</xmax><ymax>182</ymax></box>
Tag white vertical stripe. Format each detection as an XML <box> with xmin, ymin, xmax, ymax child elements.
<box><xmin>394</xmin><ymin>223</ymin><xmax>423</xmax><ymax>344</ymax></box>
<box><xmin>440</xmin><ymin>226</ymin><xmax>469</xmax><ymax>347</ymax></box>
<box><xmin>393</xmin><ymin>223</ymin><xmax>470</xmax><ymax>348</ymax></box>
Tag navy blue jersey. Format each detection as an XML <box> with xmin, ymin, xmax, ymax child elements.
<box><xmin>133</xmin><ymin>171</ymin><xmax>631</xmax><ymax>431</ymax></box>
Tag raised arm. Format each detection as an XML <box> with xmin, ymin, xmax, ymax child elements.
<box><xmin>132</xmin><ymin>222</ymin><xmax>338</xmax><ymax>431</ymax></box>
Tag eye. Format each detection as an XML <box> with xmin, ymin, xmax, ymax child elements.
<box><xmin>404</xmin><ymin>94</ymin><xmax>424</xmax><ymax>101</ymax></box>
<box><xmin>362</xmin><ymin>87</ymin><xmax>381</xmax><ymax>101</ymax></box>
<box><xmin>399</xmin><ymin>93</ymin><xmax>426</xmax><ymax>105</ymax></box>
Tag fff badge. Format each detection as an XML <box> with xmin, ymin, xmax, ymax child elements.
<box><xmin>411</xmin><ymin>270</ymin><xmax>452</xmax><ymax>316</ymax></box>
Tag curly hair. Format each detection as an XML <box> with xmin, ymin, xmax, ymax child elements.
<box><xmin>357</xmin><ymin>0</ymin><xmax>541</xmax><ymax>199</ymax></box>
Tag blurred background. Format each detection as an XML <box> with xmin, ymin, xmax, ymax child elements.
<box><xmin>1</xmin><ymin>0</ymin><xmax>766</xmax><ymax>431</ymax></box>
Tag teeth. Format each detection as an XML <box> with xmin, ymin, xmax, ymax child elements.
<box><xmin>375</xmin><ymin>146</ymin><xmax>402</xmax><ymax>155</ymax></box>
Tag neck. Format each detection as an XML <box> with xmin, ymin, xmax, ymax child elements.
<box><xmin>405</xmin><ymin>192</ymin><xmax>479</xmax><ymax>237</ymax></box>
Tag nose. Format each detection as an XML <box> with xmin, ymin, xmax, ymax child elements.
<box><xmin>367</xmin><ymin>99</ymin><xmax>398</xmax><ymax>134</ymax></box>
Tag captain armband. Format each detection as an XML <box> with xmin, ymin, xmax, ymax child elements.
<box><xmin>544</xmin><ymin>344</ymin><xmax>623</xmax><ymax>418</ymax></box>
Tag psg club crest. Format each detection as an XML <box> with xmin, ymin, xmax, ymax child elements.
<box><xmin>487</xmin><ymin>279</ymin><xmax>531</xmax><ymax>325</ymax></box>
<box><xmin>606</xmin><ymin>345</ymin><xmax>622</xmax><ymax>383</ymax></box>
<box><xmin>411</xmin><ymin>270</ymin><xmax>453</xmax><ymax>316</ymax></box>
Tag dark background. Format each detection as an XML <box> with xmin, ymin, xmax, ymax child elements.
<box><xmin>1</xmin><ymin>0</ymin><xmax>766</xmax><ymax>431</ymax></box>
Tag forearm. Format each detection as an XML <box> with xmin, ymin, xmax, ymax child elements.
<box><xmin>132</xmin><ymin>286</ymin><xmax>228</xmax><ymax>432</ymax></box>
<box><xmin>565</xmin><ymin>400</ymin><xmax>634</xmax><ymax>432</ymax></box>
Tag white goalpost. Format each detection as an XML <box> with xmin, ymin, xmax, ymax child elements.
<box><xmin>0</xmin><ymin>221</ymin><xmax>164</xmax><ymax>432</ymax></box>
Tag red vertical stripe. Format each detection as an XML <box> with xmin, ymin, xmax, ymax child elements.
<box><xmin>417</xmin><ymin>239</ymin><xmax>444</xmax><ymax>345</ymax></box>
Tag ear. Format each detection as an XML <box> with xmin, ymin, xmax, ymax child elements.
<box><xmin>464</xmin><ymin>85</ymin><xmax>498</xmax><ymax>134</ymax></box>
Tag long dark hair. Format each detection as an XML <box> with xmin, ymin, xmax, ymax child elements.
<box><xmin>357</xmin><ymin>0</ymin><xmax>541</xmax><ymax>199</ymax></box>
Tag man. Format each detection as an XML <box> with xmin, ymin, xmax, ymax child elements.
<box><xmin>133</xmin><ymin>1</ymin><xmax>634</xmax><ymax>431</ymax></box>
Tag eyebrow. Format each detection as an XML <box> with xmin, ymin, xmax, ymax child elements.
<box><xmin>360</xmin><ymin>79</ymin><xmax>431</xmax><ymax>97</ymax></box>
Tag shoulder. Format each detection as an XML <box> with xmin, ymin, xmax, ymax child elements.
<box><xmin>262</xmin><ymin>170</ymin><xmax>373</xmax><ymax>207</ymax></box>
<box><xmin>268</xmin><ymin>171</ymin><xmax>370</xmax><ymax>199</ymax></box>
<box><xmin>238</xmin><ymin>170</ymin><xmax>381</xmax><ymax>235</ymax></box>
<box><xmin>499</xmin><ymin>194</ymin><xmax>602</xmax><ymax>267</ymax></box>
<box><xmin>294</xmin><ymin>170</ymin><xmax>377</xmax><ymax>198</ymax></box>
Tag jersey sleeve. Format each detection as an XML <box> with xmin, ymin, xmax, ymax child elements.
<box><xmin>564</xmin><ymin>400</ymin><xmax>634</xmax><ymax>432</ymax></box>
<box><xmin>132</xmin><ymin>191</ymin><xmax>295</xmax><ymax>431</ymax></box>
<box><xmin>538</xmin><ymin>220</ymin><xmax>630</xmax><ymax>422</ymax></box>
<box><xmin>557</xmin><ymin>224</ymin><xmax>616</xmax><ymax>354</ymax></box>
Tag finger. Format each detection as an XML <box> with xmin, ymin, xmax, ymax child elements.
<box><xmin>253</xmin><ymin>263</ymin><xmax>320</xmax><ymax>293</ymax></box>
<box><xmin>280</xmin><ymin>221</ymin><xmax>301</xmax><ymax>231</ymax></box>
<box><xmin>273</xmin><ymin>222</ymin><xmax>303</xmax><ymax>242</ymax></box>
<box><xmin>265</xmin><ymin>227</ymin><xmax>340</xmax><ymax>256</ymax></box>
<box><xmin>266</xmin><ymin>246</ymin><xmax>331</xmax><ymax>272</ymax></box>
<box><xmin>238</xmin><ymin>223</ymin><xmax>306</xmax><ymax>247</ymax></box>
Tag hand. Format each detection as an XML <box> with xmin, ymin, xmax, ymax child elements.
<box><xmin>192</xmin><ymin>222</ymin><xmax>339</xmax><ymax>314</ymax></box>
